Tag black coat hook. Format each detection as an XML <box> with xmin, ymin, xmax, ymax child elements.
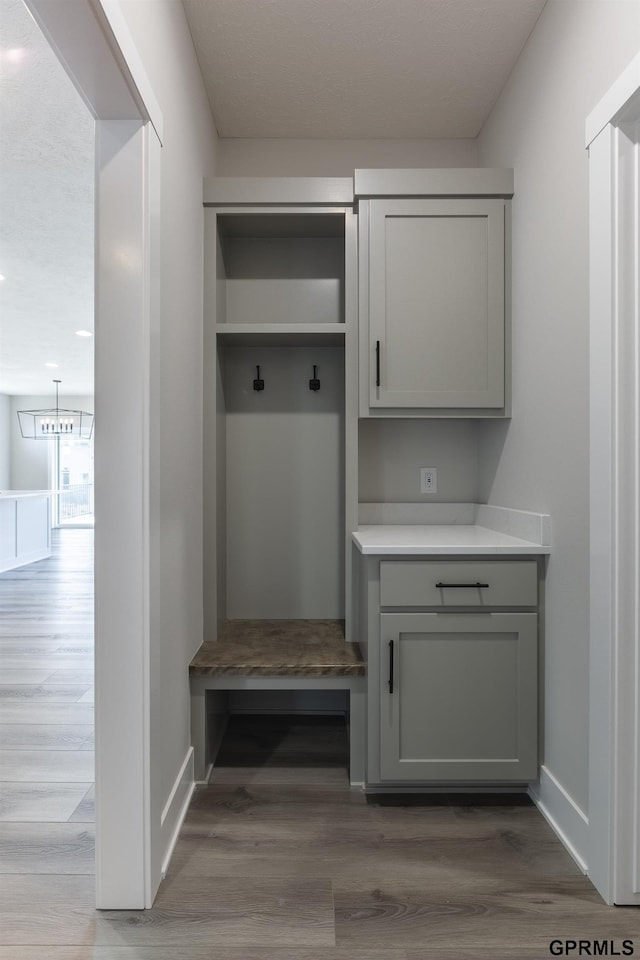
<box><xmin>309</xmin><ymin>365</ymin><xmax>320</xmax><ymax>391</ymax></box>
<box><xmin>253</xmin><ymin>365</ymin><xmax>264</xmax><ymax>391</ymax></box>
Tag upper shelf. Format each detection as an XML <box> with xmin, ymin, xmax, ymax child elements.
<box><xmin>216</xmin><ymin>323</ymin><xmax>345</xmax><ymax>346</ymax></box>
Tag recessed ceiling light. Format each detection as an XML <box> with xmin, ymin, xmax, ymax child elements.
<box><xmin>0</xmin><ymin>275</ymin><xmax>5</xmax><ymax>282</ymax></box>
<box><xmin>75</xmin><ymin>330</ymin><xmax>93</xmax><ymax>337</ymax></box>
<box><xmin>45</xmin><ymin>362</ymin><xmax>59</xmax><ymax>368</ymax></box>
<box><xmin>4</xmin><ymin>48</ymin><xmax>26</xmax><ymax>65</ymax></box>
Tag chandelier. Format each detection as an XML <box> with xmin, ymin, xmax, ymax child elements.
<box><xmin>17</xmin><ymin>380</ymin><xmax>94</xmax><ymax>440</ymax></box>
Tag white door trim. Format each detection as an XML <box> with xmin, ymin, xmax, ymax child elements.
<box><xmin>586</xmin><ymin>52</ymin><xmax>640</xmax><ymax>148</ymax></box>
<box><xmin>587</xmin><ymin>51</ymin><xmax>640</xmax><ymax>906</ymax></box>
<box><xmin>24</xmin><ymin>0</ymin><xmax>163</xmax><ymax>908</ymax></box>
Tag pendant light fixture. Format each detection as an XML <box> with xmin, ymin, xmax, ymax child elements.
<box><xmin>17</xmin><ymin>380</ymin><xmax>94</xmax><ymax>440</ymax></box>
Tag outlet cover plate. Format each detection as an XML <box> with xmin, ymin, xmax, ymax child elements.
<box><xmin>420</xmin><ymin>467</ymin><xmax>437</xmax><ymax>494</ymax></box>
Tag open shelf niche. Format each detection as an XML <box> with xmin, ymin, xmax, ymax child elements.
<box><xmin>204</xmin><ymin>203</ymin><xmax>358</xmax><ymax>677</ymax></box>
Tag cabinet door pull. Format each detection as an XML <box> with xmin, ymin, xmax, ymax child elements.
<box><xmin>435</xmin><ymin>581</ymin><xmax>490</xmax><ymax>589</ymax></box>
<box><xmin>388</xmin><ymin>639</ymin><xmax>395</xmax><ymax>693</ymax></box>
<box><xmin>375</xmin><ymin>340</ymin><xmax>381</xmax><ymax>387</ymax></box>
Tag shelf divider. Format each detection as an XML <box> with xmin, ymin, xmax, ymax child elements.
<box><xmin>216</xmin><ymin>323</ymin><xmax>346</xmax><ymax>346</ymax></box>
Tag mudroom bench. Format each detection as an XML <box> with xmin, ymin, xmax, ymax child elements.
<box><xmin>189</xmin><ymin>619</ymin><xmax>366</xmax><ymax>784</ymax></box>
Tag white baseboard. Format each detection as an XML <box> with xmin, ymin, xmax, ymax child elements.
<box><xmin>160</xmin><ymin>746</ymin><xmax>195</xmax><ymax>879</ymax></box>
<box><xmin>529</xmin><ymin>765</ymin><xmax>589</xmax><ymax>873</ymax></box>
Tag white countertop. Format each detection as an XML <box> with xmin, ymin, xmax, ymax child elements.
<box><xmin>0</xmin><ymin>490</ymin><xmax>52</xmax><ymax>499</ymax></box>
<box><xmin>352</xmin><ymin>524</ymin><xmax>551</xmax><ymax>555</ymax></box>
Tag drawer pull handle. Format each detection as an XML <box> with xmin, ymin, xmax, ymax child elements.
<box><xmin>435</xmin><ymin>582</ymin><xmax>490</xmax><ymax>589</ymax></box>
<box><xmin>375</xmin><ymin>340</ymin><xmax>381</xmax><ymax>387</ymax></box>
<box><xmin>388</xmin><ymin>639</ymin><xmax>394</xmax><ymax>694</ymax></box>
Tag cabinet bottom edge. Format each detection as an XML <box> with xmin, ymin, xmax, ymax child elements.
<box><xmin>362</xmin><ymin>783</ymin><xmax>533</xmax><ymax>795</ymax></box>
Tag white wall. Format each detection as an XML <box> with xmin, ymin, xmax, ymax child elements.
<box><xmin>216</xmin><ymin>137</ymin><xmax>477</xmax><ymax>176</ymax></box>
<box><xmin>9</xmin><ymin>394</ymin><xmax>94</xmax><ymax>490</ymax></box>
<box><xmin>359</xmin><ymin>419</ymin><xmax>480</xmax><ymax>503</ymax></box>
<box><xmin>477</xmin><ymin>0</ymin><xmax>640</xmax><ymax>818</ymax></box>
<box><xmin>0</xmin><ymin>395</ymin><xmax>9</xmax><ymax>488</ymax></box>
<box><xmin>117</xmin><ymin>0</ymin><xmax>218</xmax><ymax>874</ymax></box>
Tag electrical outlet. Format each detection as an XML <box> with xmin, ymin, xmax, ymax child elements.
<box><xmin>420</xmin><ymin>467</ymin><xmax>437</xmax><ymax>494</ymax></box>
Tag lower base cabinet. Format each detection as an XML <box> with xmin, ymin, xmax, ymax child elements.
<box><xmin>379</xmin><ymin>612</ymin><xmax>538</xmax><ymax>781</ymax></box>
<box><xmin>360</xmin><ymin>557</ymin><xmax>541</xmax><ymax>786</ymax></box>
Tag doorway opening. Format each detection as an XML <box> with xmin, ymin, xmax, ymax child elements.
<box><xmin>0</xmin><ymin>0</ymin><xmax>97</xmax><ymax>906</ymax></box>
<box><xmin>588</xmin><ymin>53</ymin><xmax>640</xmax><ymax>905</ymax></box>
<box><xmin>52</xmin><ymin>432</ymin><xmax>95</xmax><ymax>527</ymax></box>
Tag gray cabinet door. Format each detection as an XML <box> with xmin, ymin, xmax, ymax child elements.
<box><xmin>379</xmin><ymin>612</ymin><xmax>537</xmax><ymax>781</ymax></box>
<box><xmin>369</xmin><ymin>199</ymin><xmax>505</xmax><ymax>409</ymax></box>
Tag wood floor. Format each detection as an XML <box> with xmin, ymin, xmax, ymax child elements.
<box><xmin>1</xmin><ymin>530</ymin><xmax>638</xmax><ymax>958</ymax></box>
<box><xmin>0</xmin><ymin>528</ymin><xmax>94</xmax><ymax>835</ymax></box>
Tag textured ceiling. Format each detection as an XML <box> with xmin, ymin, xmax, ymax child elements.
<box><xmin>182</xmin><ymin>0</ymin><xmax>547</xmax><ymax>139</ymax></box>
<box><xmin>0</xmin><ymin>0</ymin><xmax>94</xmax><ymax>397</ymax></box>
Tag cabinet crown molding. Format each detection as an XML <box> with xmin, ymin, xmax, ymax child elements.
<box><xmin>203</xmin><ymin>177</ymin><xmax>354</xmax><ymax>206</ymax></box>
<box><xmin>354</xmin><ymin>168</ymin><xmax>514</xmax><ymax>199</ymax></box>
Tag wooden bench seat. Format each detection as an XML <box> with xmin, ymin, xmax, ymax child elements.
<box><xmin>190</xmin><ymin>620</ymin><xmax>366</xmax><ymax>784</ymax></box>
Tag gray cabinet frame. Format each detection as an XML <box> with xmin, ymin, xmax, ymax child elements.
<box><xmin>203</xmin><ymin>192</ymin><xmax>359</xmax><ymax>637</ymax></box>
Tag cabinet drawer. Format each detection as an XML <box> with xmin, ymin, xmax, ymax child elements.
<box><xmin>380</xmin><ymin>561</ymin><xmax>537</xmax><ymax>607</ymax></box>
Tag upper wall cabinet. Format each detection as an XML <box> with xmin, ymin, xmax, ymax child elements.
<box><xmin>356</xmin><ymin>169</ymin><xmax>514</xmax><ymax>418</ymax></box>
<box><xmin>369</xmin><ymin>198</ymin><xmax>505</xmax><ymax>409</ymax></box>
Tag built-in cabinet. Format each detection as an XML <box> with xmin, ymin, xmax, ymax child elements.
<box><xmin>200</xmin><ymin>171</ymin><xmax>543</xmax><ymax>791</ymax></box>
<box><xmin>203</xmin><ymin>178</ymin><xmax>358</xmax><ymax>641</ymax></box>
<box><xmin>0</xmin><ymin>492</ymin><xmax>51</xmax><ymax>573</ymax></box>
<box><xmin>356</xmin><ymin>169</ymin><xmax>513</xmax><ymax>418</ymax></box>
<box><xmin>360</xmin><ymin>555</ymin><xmax>541</xmax><ymax>785</ymax></box>
<box><xmin>367</xmin><ymin>199</ymin><xmax>505</xmax><ymax>409</ymax></box>
<box><xmin>380</xmin><ymin>612</ymin><xmax>537</xmax><ymax>781</ymax></box>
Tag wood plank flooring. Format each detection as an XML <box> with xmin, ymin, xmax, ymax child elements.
<box><xmin>0</xmin><ymin>529</ymin><xmax>94</xmax><ymax>834</ymax></box>
<box><xmin>171</xmin><ymin>717</ymin><xmax>640</xmax><ymax>956</ymax></box>
<box><xmin>1</xmin><ymin>531</ymin><xmax>639</xmax><ymax>957</ymax></box>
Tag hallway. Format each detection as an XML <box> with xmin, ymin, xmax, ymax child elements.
<box><xmin>0</xmin><ymin>528</ymin><xmax>95</xmax><ymax>875</ymax></box>
<box><xmin>0</xmin><ymin>530</ymin><xmax>638</xmax><ymax>957</ymax></box>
